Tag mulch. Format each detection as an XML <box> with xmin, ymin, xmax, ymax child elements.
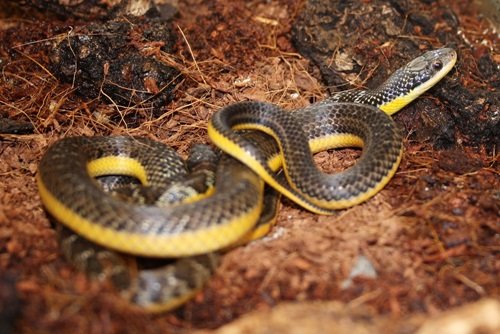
<box><xmin>0</xmin><ymin>0</ymin><xmax>498</xmax><ymax>333</ymax></box>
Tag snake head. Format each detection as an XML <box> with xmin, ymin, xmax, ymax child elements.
<box><xmin>403</xmin><ymin>48</ymin><xmax>457</xmax><ymax>89</ymax></box>
<box><xmin>376</xmin><ymin>48</ymin><xmax>457</xmax><ymax>115</ymax></box>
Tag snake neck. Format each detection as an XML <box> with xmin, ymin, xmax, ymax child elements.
<box><xmin>324</xmin><ymin>48</ymin><xmax>457</xmax><ymax>116</ymax></box>
<box><xmin>326</xmin><ymin>89</ymin><xmax>389</xmax><ymax>110</ymax></box>
<box><xmin>325</xmin><ymin>66</ymin><xmax>426</xmax><ymax>116</ymax></box>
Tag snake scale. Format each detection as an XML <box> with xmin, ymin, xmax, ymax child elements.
<box><xmin>37</xmin><ymin>48</ymin><xmax>456</xmax><ymax>311</ymax></box>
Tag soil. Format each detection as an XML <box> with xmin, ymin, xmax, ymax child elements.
<box><xmin>0</xmin><ymin>0</ymin><xmax>498</xmax><ymax>333</ymax></box>
<box><xmin>49</xmin><ymin>17</ymin><xmax>180</xmax><ymax>112</ymax></box>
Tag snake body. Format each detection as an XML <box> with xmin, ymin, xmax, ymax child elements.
<box><xmin>37</xmin><ymin>137</ymin><xmax>266</xmax><ymax>257</ymax></box>
<box><xmin>37</xmin><ymin>48</ymin><xmax>457</xmax><ymax>311</ymax></box>
<box><xmin>209</xmin><ymin>101</ymin><xmax>402</xmax><ymax>214</ymax></box>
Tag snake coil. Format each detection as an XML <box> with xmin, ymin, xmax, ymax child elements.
<box><xmin>37</xmin><ymin>48</ymin><xmax>457</xmax><ymax>311</ymax></box>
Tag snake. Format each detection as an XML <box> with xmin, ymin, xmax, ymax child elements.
<box><xmin>37</xmin><ymin>47</ymin><xmax>457</xmax><ymax>311</ymax></box>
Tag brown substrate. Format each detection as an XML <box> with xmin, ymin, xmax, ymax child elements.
<box><xmin>0</xmin><ymin>0</ymin><xmax>498</xmax><ymax>333</ymax></box>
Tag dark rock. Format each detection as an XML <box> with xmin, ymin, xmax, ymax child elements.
<box><xmin>49</xmin><ymin>17</ymin><xmax>180</xmax><ymax>112</ymax></box>
<box><xmin>292</xmin><ymin>0</ymin><xmax>498</xmax><ymax>149</ymax></box>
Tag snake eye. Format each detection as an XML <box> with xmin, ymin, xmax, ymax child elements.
<box><xmin>432</xmin><ymin>60</ymin><xmax>443</xmax><ymax>70</ymax></box>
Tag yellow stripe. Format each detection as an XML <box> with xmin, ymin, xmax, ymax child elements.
<box><xmin>247</xmin><ymin>134</ymin><xmax>363</xmax><ymax>172</ymax></box>
<box><xmin>379</xmin><ymin>94</ymin><xmax>416</xmax><ymax>115</ymax></box>
<box><xmin>267</xmin><ymin>153</ymin><xmax>282</xmax><ymax>171</ymax></box>
<box><xmin>87</xmin><ymin>156</ymin><xmax>149</xmax><ymax>185</ymax></box>
<box><xmin>309</xmin><ymin>134</ymin><xmax>364</xmax><ymax>152</ymax></box>
<box><xmin>37</xmin><ymin>173</ymin><xmax>263</xmax><ymax>257</ymax></box>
